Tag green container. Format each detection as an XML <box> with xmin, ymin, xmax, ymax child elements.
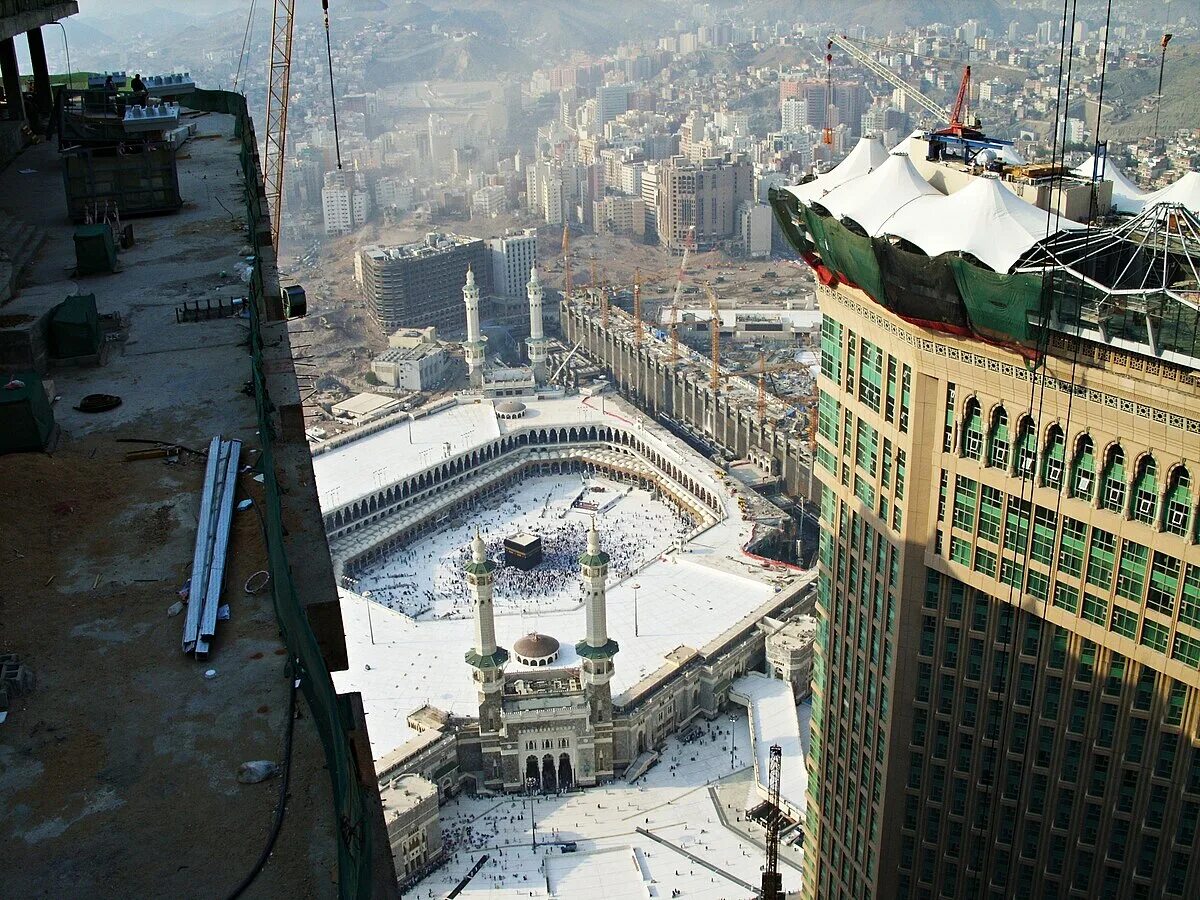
<box><xmin>74</xmin><ymin>224</ymin><xmax>117</xmax><ymax>275</ymax></box>
<box><xmin>49</xmin><ymin>293</ymin><xmax>102</xmax><ymax>358</ymax></box>
<box><xmin>0</xmin><ymin>372</ymin><xmax>55</xmax><ymax>453</ymax></box>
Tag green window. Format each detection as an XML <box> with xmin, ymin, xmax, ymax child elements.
<box><xmin>1081</xmin><ymin>592</ymin><xmax>1107</xmax><ymax>626</ymax></box>
<box><xmin>1100</xmin><ymin>445</ymin><xmax>1127</xmax><ymax>513</ymax></box>
<box><xmin>943</xmin><ymin>382</ymin><xmax>956</xmax><ymax>452</ymax></box>
<box><xmin>816</xmin><ymin>444</ymin><xmax>836</xmax><ymax>475</ymax></box>
<box><xmin>855</xmin><ymin>418</ymin><xmax>878</xmax><ymax>478</ymax></box>
<box><xmin>1005</xmin><ymin>498</ymin><xmax>1031</xmax><ymax>554</ymax></box>
<box><xmin>1147</xmin><ymin>552</ymin><xmax>1180</xmax><ymax>616</ymax></box>
<box><xmin>950</xmin><ymin>536</ymin><xmax>971</xmax><ymax>566</ymax></box>
<box><xmin>1070</xmin><ymin>435</ymin><xmax>1096</xmax><ymax>500</ymax></box>
<box><xmin>854</xmin><ymin>473</ymin><xmax>875</xmax><ymax>507</ymax></box>
<box><xmin>1031</xmin><ymin>507</ymin><xmax>1057</xmax><ymax>564</ymax></box>
<box><xmin>1043</xmin><ymin>425</ymin><xmax>1066</xmax><ymax>488</ymax></box>
<box><xmin>979</xmin><ymin>485</ymin><xmax>1002</xmax><ymax>543</ymax></box>
<box><xmin>895</xmin><ymin>449</ymin><xmax>906</xmax><ymax>500</ymax></box>
<box><xmin>1140</xmin><ymin>619</ymin><xmax>1169</xmax><ymax>653</ymax></box>
<box><xmin>1104</xmin><ymin>655</ymin><xmax>1125</xmax><ymax>695</ymax></box>
<box><xmin>1058</xmin><ymin>517</ymin><xmax>1086</xmax><ymax>577</ymax></box>
<box><xmin>1131</xmin><ymin>456</ymin><xmax>1159</xmax><ymax>524</ymax></box>
<box><xmin>1181</xmin><ymin>565</ymin><xmax>1200</xmax><ymax>629</ymax></box>
<box><xmin>1111</xmin><ymin>606</ymin><xmax>1138</xmax><ymax>639</ymax></box>
<box><xmin>1166</xmin><ymin>682</ymin><xmax>1186</xmax><ymax>725</ymax></box>
<box><xmin>1014</xmin><ymin>417</ymin><xmax>1037</xmax><ymax>477</ymax></box>
<box><xmin>820</xmin><ymin>317</ymin><xmax>842</xmax><ymax>383</ymax></box>
<box><xmin>961</xmin><ymin>399</ymin><xmax>983</xmax><ymax>460</ymax></box>
<box><xmin>974</xmin><ymin>546</ymin><xmax>997</xmax><ymax>578</ymax></box>
<box><xmin>817</xmin><ymin>389</ymin><xmax>838</xmax><ymax>444</ymax></box>
<box><xmin>953</xmin><ymin>475</ymin><xmax>978</xmax><ymax>532</ymax></box>
<box><xmin>987</xmin><ymin>407</ymin><xmax>1010</xmax><ymax>468</ymax></box>
<box><xmin>1085</xmin><ymin>527</ymin><xmax>1116</xmax><ymax>590</ymax></box>
<box><xmin>881</xmin><ymin>437</ymin><xmax>892</xmax><ymax>488</ymax></box>
<box><xmin>1026</xmin><ymin>569</ymin><xmax>1050</xmax><ymax>601</ymax></box>
<box><xmin>859</xmin><ymin>339</ymin><xmax>882</xmax><ymax>413</ymax></box>
<box><xmin>884</xmin><ymin>356</ymin><xmax>898</xmax><ymax>424</ymax></box>
<box><xmin>1053</xmin><ymin>582</ymin><xmax>1080</xmax><ymax>614</ymax></box>
<box><xmin>1173</xmin><ymin>633</ymin><xmax>1200</xmax><ymax>668</ymax></box>
<box><xmin>899</xmin><ymin>364</ymin><xmax>911</xmax><ymax>433</ymax></box>
<box><xmin>1001</xmin><ymin>558</ymin><xmax>1024</xmax><ymax>591</ymax></box>
<box><xmin>1163</xmin><ymin>467</ymin><xmax>1192</xmax><ymax>536</ymax></box>
<box><xmin>846</xmin><ymin>332</ymin><xmax>857</xmax><ymax>393</ymax></box>
<box><xmin>1116</xmin><ymin>540</ymin><xmax>1148</xmax><ymax>602</ymax></box>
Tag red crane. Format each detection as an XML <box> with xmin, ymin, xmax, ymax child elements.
<box><xmin>822</xmin><ymin>41</ymin><xmax>834</xmax><ymax>146</ymax></box>
<box><xmin>933</xmin><ymin>65</ymin><xmax>983</xmax><ymax>140</ymax></box>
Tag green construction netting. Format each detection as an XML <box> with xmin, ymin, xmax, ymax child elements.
<box><xmin>874</xmin><ymin>240</ymin><xmax>970</xmax><ymax>331</ymax></box>
<box><xmin>49</xmin><ymin>293</ymin><xmax>102</xmax><ymax>358</ymax></box>
<box><xmin>802</xmin><ymin>205</ymin><xmax>837</xmax><ymax>271</ymax></box>
<box><xmin>823</xmin><ymin>217</ymin><xmax>888</xmax><ymax>306</ymax></box>
<box><xmin>768</xmin><ymin>187</ymin><xmax>812</xmax><ymax>254</ymax></box>
<box><xmin>950</xmin><ymin>260</ymin><xmax>1047</xmax><ymax>345</ymax></box>
<box><xmin>0</xmin><ymin>372</ymin><xmax>55</xmax><ymax>453</ymax></box>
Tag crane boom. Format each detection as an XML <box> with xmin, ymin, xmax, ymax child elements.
<box><xmin>705</xmin><ymin>281</ymin><xmax>720</xmax><ymax>395</ymax></box>
<box><xmin>761</xmin><ymin>744</ymin><xmax>784</xmax><ymax>900</ymax></box>
<box><xmin>829</xmin><ymin>33</ymin><xmax>946</xmax><ymax>123</ymax></box>
<box><xmin>264</xmin><ymin>0</ymin><xmax>296</xmax><ymax>252</ymax></box>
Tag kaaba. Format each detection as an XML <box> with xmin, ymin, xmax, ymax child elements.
<box><xmin>503</xmin><ymin>532</ymin><xmax>543</xmax><ymax>570</ymax></box>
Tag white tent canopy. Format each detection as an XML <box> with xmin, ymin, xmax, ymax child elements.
<box><xmin>785</xmin><ymin>136</ymin><xmax>889</xmax><ymax>205</ymax></box>
<box><xmin>818</xmin><ymin>153</ymin><xmax>942</xmax><ymax>236</ymax></box>
<box><xmin>881</xmin><ymin>176</ymin><xmax>1084</xmax><ymax>272</ymax></box>
<box><xmin>1143</xmin><ymin>171</ymin><xmax>1200</xmax><ymax>214</ymax></box>
<box><xmin>1072</xmin><ymin>154</ymin><xmax>1149</xmax><ymax>214</ymax></box>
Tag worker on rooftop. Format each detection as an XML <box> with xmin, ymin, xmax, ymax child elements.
<box><xmin>130</xmin><ymin>73</ymin><xmax>147</xmax><ymax>107</ymax></box>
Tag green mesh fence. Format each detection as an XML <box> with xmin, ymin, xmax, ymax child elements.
<box><xmin>767</xmin><ymin>187</ymin><xmax>812</xmax><ymax>254</ymax></box>
<box><xmin>951</xmin><ymin>259</ymin><xmax>1047</xmax><ymax>345</ymax></box>
<box><xmin>822</xmin><ymin>217</ymin><xmax>888</xmax><ymax>306</ymax></box>
<box><xmin>188</xmin><ymin>89</ymin><xmax>375</xmax><ymax>899</ymax></box>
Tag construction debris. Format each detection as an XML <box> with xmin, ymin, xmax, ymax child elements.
<box><xmin>182</xmin><ymin>436</ymin><xmax>242</xmax><ymax>658</ymax></box>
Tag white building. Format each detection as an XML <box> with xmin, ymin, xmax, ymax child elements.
<box><xmin>595</xmin><ymin>84</ymin><xmax>632</xmax><ymax>130</ymax></box>
<box><xmin>379</xmin><ymin>773</ymin><xmax>443</xmax><ymax>886</ymax></box>
<box><xmin>471</xmin><ymin>184</ymin><xmax>507</xmax><ymax>218</ymax></box>
<box><xmin>371</xmin><ymin>344</ymin><xmax>448</xmax><ymax>391</ymax></box>
<box><xmin>780</xmin><ymin>97</ymin><xmax>808</xmax><ymax>133</ymax></box>
<box><xmin>375</xmin><ymin>176</ymin><xmax>415</xmax><ymax>212</ymax></box>
<box><xmin>486</xmin><ymin>229</ymin><xmax>537</xmax><ymax>299</ymax></box>
<box><xmin>738</xmin><ymin>202</ymin><xmax>773</xmax><ymax>258</ymax></box>
<box><xmin>322</xmin><ymin>171</ymin><xmax>371</xmax><ymax>236</ymax></box>
<box><xmin>594</xmin><ymin>195</ymin><xmax>646</xmax><ymax>236</ymax></box>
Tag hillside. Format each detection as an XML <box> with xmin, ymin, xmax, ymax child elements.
<box><xmin>1100</xmin><ymin>43</ymin><xmax>1200</xmax><ymax>140</ymax></box>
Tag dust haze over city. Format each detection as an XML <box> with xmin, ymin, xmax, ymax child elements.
<box><xmin>1</xmin><ymin>0</ymin><xmax>1199</xmax><ymax>898</ymax></box>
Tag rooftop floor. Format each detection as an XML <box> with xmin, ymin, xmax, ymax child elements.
<box><xmin>0</xmin><ymin>113</ymin><xmax>343</xmax><ymax>896</ymax></box>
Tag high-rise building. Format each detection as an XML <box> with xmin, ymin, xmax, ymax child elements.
<box><xmin>655</xmin><ymin>153</ymin><xmax>753</xmax><ymax>251</ymax></box>
<box><xmin>486</xmin><ymin>229</ymin><xmax>537</xmax><ymax>299</ymax></box>
<box><xmin>781</xmin><ymin>97</ymin><xmax>809</xmax><ymax>133</ymax></box>
<box><xmin>321</xmin><ymin>170</ymin><xmax>371</xmax><ymax>235</ymax></box>
<box><xmin>359</xmin><ymin>234</ymin><xmax>488</xmax><ymax>333</ymax></box>
<box><xmin>779</xmin><ymin>187</ymin><xmax>1200</xmax><ymax>898</ymax></box>
<box><xmin>596</xmin><ymin>83</ymin><xmax>633</xmax><ymax>131</ymax></box>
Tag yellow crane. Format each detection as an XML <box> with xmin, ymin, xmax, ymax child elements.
<box><xmin>749</xmin><ymin>351</ymin><xmax>817</xmax><ymax>429</ymax></box>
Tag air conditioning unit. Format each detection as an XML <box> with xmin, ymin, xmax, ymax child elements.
<box><xmin>1169</xmin><ymin>507</ymin><xmax>1188</xmax><ymax>529</ymax></box>
<box><xmin>1076</xmin><ymin>474</ymin><xmax>1092</xmax><ymax>493</ymax></box>
<box><xmin>1138</xmin><ymin>496</ymin><xmax>1155</xmax><ymax>516</ymax></box>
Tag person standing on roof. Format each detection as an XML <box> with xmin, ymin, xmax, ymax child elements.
<box><xmin>130</xmin><ymin>73</ymin><xmax>147</xmax><ymax>107</ymax></box>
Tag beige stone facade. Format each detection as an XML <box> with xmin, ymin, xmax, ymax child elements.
<box><xmin>806</xmin><ymin>280</ymin><xmax>1200</xmax><ymax>898</ymax></box>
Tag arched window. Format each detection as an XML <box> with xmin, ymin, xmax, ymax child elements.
<box><xmin>1100</xmin><ymin>445</ymin><xmax>1126</xmax><ymax>513</ymax></box>
<box><xmin>1131</xmin><ymin>456</ymin><xmax>1159</xmax><ymax>524</ymax></box>
<box><xmin>961</xmin><ymin>399</ymin><xmax>983</xmax><ymax>460</ymax></box>
<box><xmin>1163</xmin><ymin>467</ymin><xmax>1193</xmax><ymax>537</ymax></box>
<box><xmin>1070</xmin><ymin>435</ymin><xmax>1095</xmax><ymax>500</ymax></box>
<box><xmin>1014</xmin><ymin>417</ymin><xmax>1037</xmax><ymax>477</ymax></box>
<box><xmin>987</xmin><ymin>407</ymin><xmax>1009</xmax><ymax>469</ymax></box>
<box><xmin>1042</xmin><ymin>425</ymin><xmax>1066</xmax><ymax>489</ymax></box>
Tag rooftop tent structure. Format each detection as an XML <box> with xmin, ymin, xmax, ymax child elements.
<box><xmin>1143</xmin><ymin>171</ymin><xmax>1200</xmax><ymax>215</ymax></box>
<box><xmin>1072</xmin><ymin>154</ymin><xmax>1149</xmax><ymax>215</ymax></box>
<box><xmin>882</xmin><ymin>175</ymin><xmax>1084</xmax><ymax>273</ymax></box>
<box><xmin>818</xmin><ymin>152</ymin><xmax>942</xmax><ymax>236</ymax></box>
<box><xmin>784</xmin><ymin>136</ymin><xmax>889</xmax><ymax>206</ymax></box>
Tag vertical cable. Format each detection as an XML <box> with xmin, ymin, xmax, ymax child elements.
<box><xmin>323</xmin><ymin>0</ymin><xmax>343</xmax><ymax>171</ymax></box>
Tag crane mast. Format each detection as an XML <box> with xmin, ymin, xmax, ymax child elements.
<box><xmin>264</xmin><ymin>0</ymin><xmax>296</xmax><ymax>251</ymax></box>
<box><xmin>761</xmin><ymin>744</ymin><xmax>784</xmax><ymax>900</ymax></box>
<box><xmin>632</xmin><ymin>269</ymin><xmax>642</xmax><ymax>348</ymax></box>
<box><xmin>705</xmin><ymin>281</ymin><xmax>720</xmax><ymax>395</ymax></box>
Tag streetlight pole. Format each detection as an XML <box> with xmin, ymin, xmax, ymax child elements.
<box><xmin>632</xmin><ymin>582</ymin><xmax>641</xmax><ymax>637</ymax></box>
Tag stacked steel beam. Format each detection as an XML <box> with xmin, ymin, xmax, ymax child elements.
<box><xmin>182</xmin><ymin>436</ymin><xmax>242</xmax><ymax>658</ymax></box>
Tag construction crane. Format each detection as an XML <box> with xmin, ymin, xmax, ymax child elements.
<box><xmin>761</xmin><ymin>744</ymin><xmax>784</xmax><ymax>900</ymax></box>
<box><xmin>751</xmin><ymin>351</ymin><xmax>818</xmax><ymax>429</ymax></box>
<box><xmin>632</xmin><ymin>269</ymin><xmax>642</xmax><ymax>348</ymax></box>
<box><xmin>561</xmin><ymin>225</ymin><xmax>572</xmax><ymax>301</ymax></box>
<box><xmin>829</xmin><ymin>33</ymin><xmax>954</xmax><ymax>130</ymax></box>
<box><xmin>822</xmin><ymin>41</ymin><xmax>834</xmax><ymax>146</ymax></box>
<box><xmin>1153</xmin><ymin>33</ymin><xmax>1173</xmax><ymax>145</ymax></box>
<box><xmin>705</xmin><ymin>281</ymin><xmax>721</xmax><ymax>394</ymax></box>
<box><xmin>263</xmin><ymin>0</ymin><xmax>296</xmax><ymax>251</ymax></box>
<box><xmin>667</xmin><ymin>226</ymin><xmax>695</xmax><ymax>363</ymax></box>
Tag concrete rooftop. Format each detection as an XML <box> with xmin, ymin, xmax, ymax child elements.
<box><xmin>0</xmin><ymin>109</ymin><xmax>365</xmax><ymax>896</ymax></box>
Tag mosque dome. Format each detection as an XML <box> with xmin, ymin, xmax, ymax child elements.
<box><xmin>495</xmin><ymin>399</ymin><xmax>527</xmax><ymax>419</ymax></box>
<box><xmin>513</xmin><ymin>632</ymin><xmax>560</xmax><ymax>666</ymax></box>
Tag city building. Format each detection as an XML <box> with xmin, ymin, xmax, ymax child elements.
<box><xmin>379</xmin><ymin>773</ymin><xmax>444</xmax><ymax>887</ymax></box>
<box><xmin>655</xmin><ymin>153</ymin><xmax>753</xmax><ymax>251</ymax></box>
<box><xmin>321</xmin><ymin>169</ymin><xmax>371</xmax><ymax>235</ymax></box>
<box><xmin>375</xmin><ymin>176</ymin><xmax>415</xmax><ymax>212</ymax></box>
<box><xmin>358</xmin><ymin>233</ymin><xmax>488</xmax><ymax>333</ymax></box>
<box><xmin>485</xmin><ymin>229</ymin><xmax>538</xmax><ymax>299</ymax></box>
<box><xmin>765</xmin><ymin>615</ymin><xmax>818</xmax><ymax>700</ymax></box>
<box><xmin>593</xmin><ymin>194</ymin><xmax>646</xmax><ymax>237</ymax></box>
<box><xmin>781</xmin><ymin>97</ymin><xmax>809</xmax><ymax>133</ymax></box>
<box><xmin>596</xmin><ymin>83</ymin><xmax>633</xmax><ymax>131</ymax></box>
<box><xmin>774</xmin><ymin>137</ymin><xmax>1200</xmax><ymax>900</ymax></box>
<box><xmin>471</xmin><ymin>184</ymin><xmax>507</xmax><ymax>218</ymax></box>
<box><xmin>371</xmin><ymin>343</ymin><xmax>447</xmax><ymax>391</ymax></box>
